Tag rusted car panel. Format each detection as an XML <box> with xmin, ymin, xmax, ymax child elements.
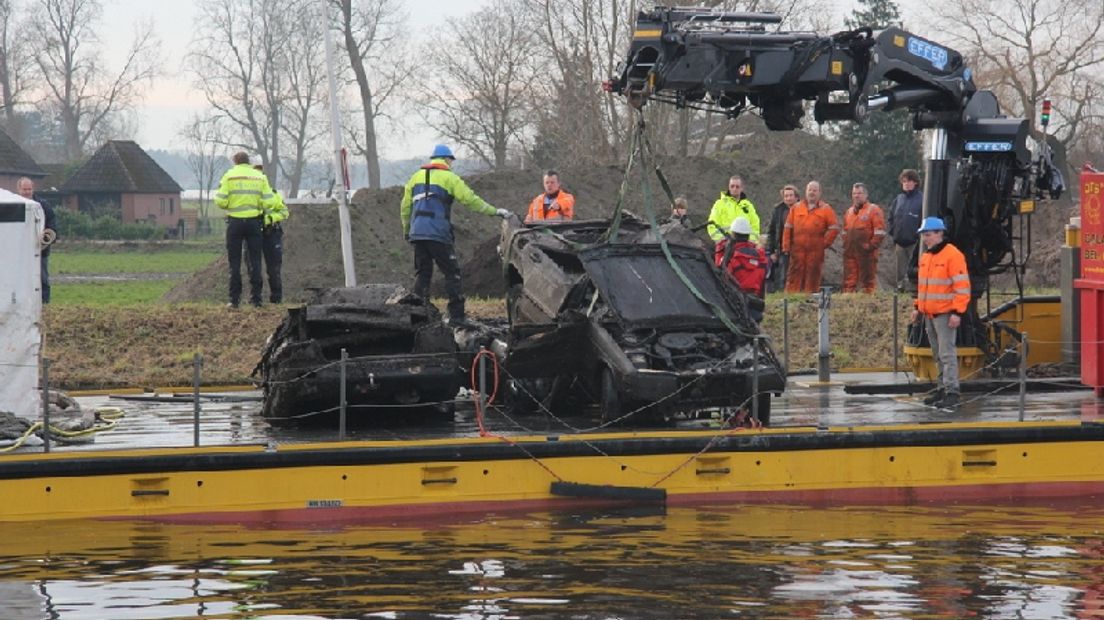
<box><xmin>254</xmin><ymin>286</ymin><xmax>460</xmax><ymax>423</ymax></box>
<box><xmin>499</xmin><ymin>215</ymin><xmax>785</xmax><ymax>423</ymax></box>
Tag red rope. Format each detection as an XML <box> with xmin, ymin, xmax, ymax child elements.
<box><xmin>469</xmin><ymin>350</ymin><xmax>563</xmax><ymax>481</ymax></box>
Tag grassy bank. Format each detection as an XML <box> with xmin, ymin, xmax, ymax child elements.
<box><xmin>42</xmin><ymin>290</ymin><xmax>1057</xmax><ymax>390</ymax></box>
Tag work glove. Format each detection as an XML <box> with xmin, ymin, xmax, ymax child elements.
<box><xmin>264</xmin><ymin>213</ymin><xmax>275</xmax><ymax>227</ymax></box>
<box><xmin>495</xmin><ymin>208</ymin><xmax>510</xmax><ymax>218</ymax></box>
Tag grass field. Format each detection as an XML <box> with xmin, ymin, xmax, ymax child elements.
<box><xmin>51</xmin><ymin>281</ymin><xmax>181</xmax><ymax>305</ymax></box>
<box><xmin>49</xmin><ymin>246</ymin><xmax>221</xmax><ymax>305</ymax></box>
<box><xmin>52</xmin><ymin>250</ymin><xmax>221</xmax><ymax>274</ymax></box>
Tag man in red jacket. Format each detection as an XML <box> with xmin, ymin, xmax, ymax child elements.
<box><xmin>715</xmin><ymin>218</ymin><xmax>767</xmax><ymax>298</ymax></box>
<box><xmin>910</xmin><ymin>217</ymin><xmax>970</xmax><ymax>410</ymax></box>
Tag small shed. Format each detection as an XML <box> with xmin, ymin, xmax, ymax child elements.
<box><xmin>59</xmin><ymin>140</ymin><xmax>183</xmax><ymax>228</ymax></box>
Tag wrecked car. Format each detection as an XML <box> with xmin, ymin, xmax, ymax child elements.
<box><xmin>254</xmin><ymin>285</ymin><xmax>461</xmax><ymax>424</ymax></box>
<box><xmin>498</xmin><ymin>214</ymin><xmax>786</xmax><ymax>425</ymax></box>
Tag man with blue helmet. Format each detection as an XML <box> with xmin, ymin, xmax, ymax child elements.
<box><xmin>400</xmin><ymin>144</ymin><xmax>508</xmax><ymax>324</ymax></box>
<box><xmin>910</xmin><ymin>216</ymin><xmax>970</xmax><ymax>410</ymax></box>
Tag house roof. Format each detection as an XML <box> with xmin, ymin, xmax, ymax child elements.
<box><xmin>0</xmin><ymin>128</ymin><xmax>45</xmax><ymax>177</ymax></box>
<box><xmin>36</xmin><ymin>163</ymin><xmax>72</xmax><ymax>193</ymax></box>
<box><xmin>60</xmin><ymin>140</ymin><xmax>182</xmax><ymax>194</ymax></box>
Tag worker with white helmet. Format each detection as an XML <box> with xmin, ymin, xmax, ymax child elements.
<box><xmin>714</xmin><ymin>217</ymin><xmax>768</xmax><ymax>300</ymax></box>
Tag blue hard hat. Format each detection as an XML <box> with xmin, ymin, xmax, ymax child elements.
<box><xmin>917</xmin><ymin>216</ymin><xmax>946</xmax><ymax>233</ymax></box>
<box><xmin>431</xmin><ymin>144</ymin><xmax>455</xmax><ymax>159</ymax></box>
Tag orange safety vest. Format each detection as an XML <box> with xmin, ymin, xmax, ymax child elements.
<box><xmin>915</xmin><ymin>241</ymin><xmax>971</xmax><ymax>316</ymax></box>
<box><xmin>525</xmin><ymin>191</ymin><xmax>575</xmax><ymax>222</ymax></box>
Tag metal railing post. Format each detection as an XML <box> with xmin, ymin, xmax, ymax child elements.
<box><xmin>1019</xmin><ymin>333</ymin><xmax>1028</xmax><ymax>422</ymax></box>
<box><xmin>751</xmin><ymin>336</ymin><xmax>760</xmax><ymax>423</ymax></box>
<box><xmin>41</xmin><ymin>357</ymin><xmax>50</xmax><ymax>453</ymax></box>
<box><xmin>478</xmin><ymin>347</ymin><xmax>488</xmax><ymax>418</ymax></box>
<box><xmin>817</xmin><ymin>287</ymin><xmax>831</xmax><ymax>382</ymax></box>
<box><xmin>193</xmin><ymin>353</ymin><xmax>202</xmax><ymax>447</ymax></box>
<box><xmin>782</xmin><ymin>297</ymin><xmax>790</xmax><ymax>374</ymax></box>
<box><xmin>892</xmin><ymin>291</ymin><xmax>899</xmax><ymax>375</ymax></box>
<box><xmin>339</xmin><ymin>348</ymin><xmax>348</xmax><ymax>441</ymax></box>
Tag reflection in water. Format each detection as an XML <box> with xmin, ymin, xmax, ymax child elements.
<box><xmin>2</xmin><ymin>503</ymin><xmax>1104</xmax><ymax>618</ymax></box>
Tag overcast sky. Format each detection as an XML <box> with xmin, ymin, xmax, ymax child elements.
<box><xmin>101</xmin><ymin>0</ymin><xmax>490</xmax><ymax>159</ymax></box>
<box><xmin>102</xmin><ymin>0</ymin><xmax>884</xmax><ymax>160</ymax></box>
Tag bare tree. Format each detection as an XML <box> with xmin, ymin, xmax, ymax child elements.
<box><xmin>29</xmin><ymin>0</ymin><xmax>160</xmax><ymax>160</ymax></box>
<box><xmin>179</xmin><ymin>114</ymin><xmax>224</xmax><ymax>226</ymax></box>
<box><xmin>333</xmin><ymin>0</ymin><xmax>410</xmax><ymax>189</ymax></box>
<box><xmin>418</xmin><ymin>0</ymin><xmax>538</xmax><ymax>168</ymax></box>
<box><xmin>277</xmin><ymin>1</ymin><xmax>328</xmax><ymax>196</ymax></box>
<box><xmin>0</xmin><ymin>0</ymin><xmax>28</xmax><ymax>140</ymax></box>
<box><xmin>936</xmin><ymin>0</ymin><xmax>1104</xmax><ymax>149</ymax></box>
<box><xmin>190</xmin><ymin>0</ymin><xmax>329</xmax><ymax>195</ymax></box>
<box><xmin>189</xmin><ymin>0</ymin><xmax>287</xmax><ymax>182</ymax></box>
<box><xmin>527</xmin><ymin>0</ymin><xmax>633</xmax><ymax>166</ymax></box>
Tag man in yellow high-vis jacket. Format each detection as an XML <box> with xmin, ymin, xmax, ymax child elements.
<box><xmin>215</xmin><ymin>152</ymin><xmax>279</xmax><ymax>308</ymax></box>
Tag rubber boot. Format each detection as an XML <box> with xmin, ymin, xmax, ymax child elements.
<box><xmin>939</xmin><ymin>392</ymin><xmax>960</xmax><ymax>410</ymax></box>
<box><xmin>923</xmin><ymin>388</ymin><xmax>945</xmax><ymax>406</ymax></box>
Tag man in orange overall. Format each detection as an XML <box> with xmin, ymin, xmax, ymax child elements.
<box><xmin>525</xmin><ymin>170</ymin><xmax>575</xmax><ymax>223</ymax></box>
<box><xmin>781</xmin><ymin>180</ymin><xmax>840</xmax><ymax>293</ymax></box>
<box><xmin>910</xmin><ymin>217</ymin><xmax>970</xmax><ymax>410</ymax></box>
<box><xmin>841</xmin><ymin>182</ymin><xmax>886</xmax><ymax>293</ymax></box>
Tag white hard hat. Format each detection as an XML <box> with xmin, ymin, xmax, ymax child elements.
<box><xmin>729</xmin><ymin>218</ymin><xmax>752</xmax><ymax>235</ymax></box>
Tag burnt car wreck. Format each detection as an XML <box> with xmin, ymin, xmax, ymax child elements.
<box><xmin>499</xmin><ymin>214</ymin><xmax>786</xmax><ymax>425</ymax></box>
<box><xmin>254</xmin><ymin>286</ymin><xmax>461</xmax><ymax>424</ymax></box>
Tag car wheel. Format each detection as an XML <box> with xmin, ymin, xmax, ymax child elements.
<box><xmin>599</xmin><ymin>366</ymin><xmax>622</xmax><ymax>424</ymax></box>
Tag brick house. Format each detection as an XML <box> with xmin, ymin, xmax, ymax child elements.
<box><xmin>59</xmin><ymin>140</ymin><xmax>183</xmax><ymax>229</ymax></box>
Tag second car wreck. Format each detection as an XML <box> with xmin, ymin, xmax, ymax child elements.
<box><xmin>253</xmin><ymin>285</ymin><xmax>461</xmax><ymax>424</ymax></box>
<box><xmin>499</xmin><ymin>214</ymin><xmax>786</xmax><ymax>424</ymax></box>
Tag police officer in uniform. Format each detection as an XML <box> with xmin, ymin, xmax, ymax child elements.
<box><xmin>254</xmin><ymin>164</ymin><xmax>289</xmax><ymax>303</ymax></box>
<box><xmin>214</xmin><ymin>152</ymin><xmax>278</xmax><ymax>308</ymax></box>
<box><xmin>399</xmin><ymin>145</ymin><xmax>508</xmax><ymax>324</ymax></box>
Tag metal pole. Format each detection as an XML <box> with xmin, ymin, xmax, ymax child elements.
<box><xmin>193</xmin><ymin>353</ymin><xmax>202</xmax><ymax>447</ymax></box>
<box><xmin>751</xmin><ymin>336</ymin><xmax>760</xmax><ymax>423</ymax></box>
<box><xmin>817</xmin><ymin>286</ymin><xmax>831</xmax><ymax>382</ymax></box>
<box><xmin>892</xmin><ymin>291</ymin><xmax>899</xmax><ymax>375</ymax></box>
<box><xmin>782</xmin><ymin>297</ymin><xmax>790</xmax><ymax>374</ymax></box>
<box><xmin>339</xmin><ymin>348</ymin><xmax>348</xmax><ymax>440</ymax></box>
<box><xmin>41</xmin><ymin>357</ymin><xmax>50</xmax><ymax>453</ymax></box>
<box><xmin>478</xmin><ymin>347</ymin><xmax>488</xmax><ymax>418</ymax></box>
<box><xmin>323</xmin><ymin>1</ymin><xmax>357</xmax><ymax>286</ymax></box>
<box><xmin>1019</xmin><ymin>332</ymin><xmax>1028</xmax><ymax>422</ymax></box>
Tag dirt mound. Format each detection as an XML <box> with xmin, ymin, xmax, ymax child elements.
<box><xmin>165</xmin><ymin>147</ymin><xmax>1070</xmax><ymax>304</ymax></box>
<box><xmin>167</xmin><ymin>155</ymin><xmax>800</xmax><ymax>303</ymax></box>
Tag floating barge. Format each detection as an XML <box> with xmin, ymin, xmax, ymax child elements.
<box><xmin>1</xmin><ymin>375</ymin><xmax>1101</xmax><ymax>523</ymax></box>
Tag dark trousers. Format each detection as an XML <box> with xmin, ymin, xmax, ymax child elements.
<box><xmin>41</xmin><ymin>252</ymin><xmax>50</xmax><ymax>304</ymax></box>
<box><xmin>227</xmin><ymin>217</ymin><xmax>263</xmax><ymax>306</ymax></box>
<box><xmin>262</xmin><ymin>225</ymin><xmax>283</xmax><ymax>303</ymax></box>
<box><xmin>765</xmin><ymin>253</ymin><xmax>787</xmax><ymax>293</ymax></box>
<box><xmin>412</xmin><ymin>240</ymin><xmax>464</xmax><ymax>319</ymax></box>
